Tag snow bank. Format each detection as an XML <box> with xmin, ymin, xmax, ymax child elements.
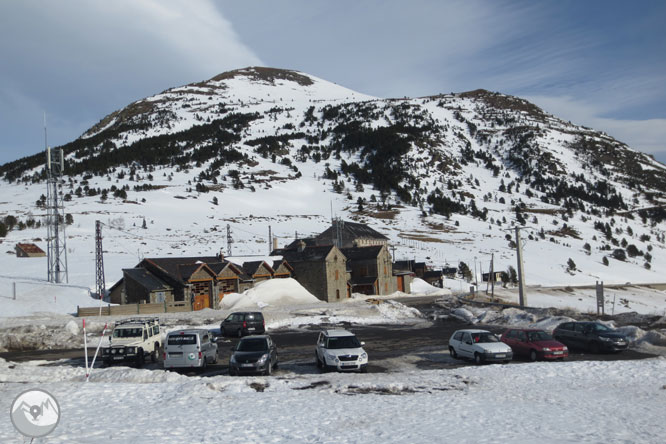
<box><xmin>0</xmin><ymin>281</ymin><xmax>96</xmax><ymax>318</ymax></box>
<box><xmin>411</xmin><ymin>278</ymin><xmax>452</xmax><ymax>296</ymax></box>
<box><xmin>220</xmin><ymin>278</ymin><xmax>321</xmax><ymax>310</ymax></box>
<box><xmin>2</xmin><ymin>357</ymin><xmax>666</xmax><ymax>443</ymax></box>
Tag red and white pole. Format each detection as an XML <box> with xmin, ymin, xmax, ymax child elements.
<box><xmin>87</xmin><ymin>322</ymin><xmax>108</xmax><ymax>382</ymax></box>
<box><xmin>83</xmin><ymin>318</ymin><xmax>89</xmax><ymax>380</ymax></box>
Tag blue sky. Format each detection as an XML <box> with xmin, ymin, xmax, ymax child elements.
<box><xmin>1</xmin><ymin>0</ymin><xmax>664</xmax><ymax>165</ymax></box>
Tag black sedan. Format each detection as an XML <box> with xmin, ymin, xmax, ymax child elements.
<box><xmin>553</xmin><ymin>321</ymin><xmax>629</xmax><ymax>353</ymax></box>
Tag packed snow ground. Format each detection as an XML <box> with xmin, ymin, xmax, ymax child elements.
<box><xmin>1</xmin><ymin>356</ymin><xmax>665</xmax><ymax>443</ymax></box>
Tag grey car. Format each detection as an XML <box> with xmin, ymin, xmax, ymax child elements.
<box><xmin>229</xmin><ymin>335</ymin><xmax>278</xmax><ymax>376</ymax></box>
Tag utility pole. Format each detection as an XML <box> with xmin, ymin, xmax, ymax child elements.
<box><xmin>226</xmin><ymin>224</ymin><xmax>233</xmax><ymax>256</ymax></box>
<box><xmin>515</xmin><ymin>227</ymin><xmax>527</xmax><ymax>307</ymax></box>
<box><xmin>268</xmin><ymin>225</ymin><xmax>272</xmax><ymax>255</ymax></box>
<box><xmin>95</xmin><ymin>220</ymin><xmax>105</xmax><ymax>301</ymax></box>
<box><xmin>489</xmin><ymin>253</ymin><xmax>495</xmax><ymax>298</ymax></box>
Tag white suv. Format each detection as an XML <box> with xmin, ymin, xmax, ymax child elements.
<box><xmin>315</xmin><ymin>329</ymin><xmax>368</xmax><ymax>373</ymax></box>
<box><xmin>102</xmin><ymin>318</ymin><xmax>162</xmax><ymax>367</ymax></box>
<box><xmin>448</xmin><ymin>329</ymin><xmax>513</xmax><ymax>364</ymax></box>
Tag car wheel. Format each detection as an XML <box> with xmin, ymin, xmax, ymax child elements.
<box><xmin>265</xmin><ymin>361</ymin><xmax>272</xmax><ymax>376</ymax></box>
<box><xmin>315</xmin><ymin>352</ymin><xmax>323</xmax><ymax>368</ymax></box>
<box><xmin>237</xmin><ymin>329</ymin><xmax>242</xmax><ymax>338</ymax></box>
<box><xmin>449</xmin><ymin>347</ymin><xmax>458</xmax><ymax>359</ymax></box>
<box><xmin>219</xmin><ymin>326</ymin><xmax>225</xmax><ymax>337</ymax></box>
<box><xmin>273</xmin><ymin>355</ymin><xmax>278</xmax><ymax>370</ymax></box>
<box><xmin>589</xmin><ymin>341</ymin><xmax>600</xmax><ymax>354</ymax></box>
<box><xmin>529</xmin><ymin>350</ymin><xmax>538</xmax><ymax>362</ymax></box>
<box><xmin>201</xmin><ymin>356</ymin><xmax>208</xmax><ymax>371</ymax></box>
<box><xmin>151</xmin><ymin>343</ymin><xmax>160</xmax><ymax>363</ymax></box>
<box><xmin>360</xmin><ymin>365</ymin><xmax>368</xmax><ymax>374</ymax></box>
<box><xmin>474</xmin><ymin>353</ymin><xmax>483</xmax><ymax>365</ymax></box>
<box><xmin>212</xmin><ymin>352</ymin><xmax>218</xmax><ymax>365</ymax></box>
<box><xmin>229</xmin><ymin>366</ymin><xmax>236</xmax><ymax>376</ymax></box>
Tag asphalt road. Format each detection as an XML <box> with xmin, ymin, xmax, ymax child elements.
<box><xmin>1</xmin><ymin>317</ymin><xmax>657</xmax><ymax>377</ymax></box>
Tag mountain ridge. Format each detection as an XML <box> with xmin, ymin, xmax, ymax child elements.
<box><xmin>0</xmin><ymin>66</ymin><xmax>664</xmax><ymax>286</ymax></box>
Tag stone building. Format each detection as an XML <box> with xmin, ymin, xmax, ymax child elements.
<box><xmin>271</xmin><ymin>243</ymin><xmax>348</xmax><ymax>302</ymax></box>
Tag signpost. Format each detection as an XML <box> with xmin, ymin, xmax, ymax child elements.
<box><xmin>596</xmin><ymin>281</ymin><xmax>604</xmax><ymax>315</ymax></box>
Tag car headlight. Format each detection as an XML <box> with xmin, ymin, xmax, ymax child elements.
<box><xmin>257</xmin><ymin>354</ymin><xmax>269</xmax><ymax>364</ymax></box>
<box><xmin>360</xmin><ymin>352</ymin><xmax>367</xmax><ymax>360</ymax></box>
<box><xmin>542</xmin><ymin>347</ymin><xmax>551</xmax><ymax>352</ymax></box>
<box><xmin>326</xmin><ymin>353</ymin><xmax>338</xmax><ymax>363</ymax></box>
<box><xmin>599</xmin><ymin>336</ymin><xmax>613</xmax><ymax>341</ymax></box>
<box><xmin>230</xmin><ymin>355</ymin><xmax>237</xmax><ymax>364</ymax></box>
<box><xmin>563</xmin><ymin>346</ymin><xmax>568</xmax><ymax>351</ymax></box>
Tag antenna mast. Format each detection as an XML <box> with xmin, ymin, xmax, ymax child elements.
<box><xmin>95</xmin><ymin>221</ymin><xmax>106</xmax><ymax>300</ymax></box>
<box><xmin>45</xmin><ymin>115</ymin><xmax>68</xmax><ymax>283</ymax></box>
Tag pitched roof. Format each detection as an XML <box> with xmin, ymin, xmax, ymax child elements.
<box><xmin>271</xmin><ymin>245</ymin><xmax>341</xmax><ymax>263</ymax></box>
<box><xmin>316</xmin><ymin>220</ymin><xmax>389</xmax><ymax>246</ymax></box>
<box><xmin>242</xmin><ymin>260</ymin><xmax>274</xmax><ymax>276</ymax></box>
<box><xmin>140</xmin><ymin>257</ymin><xmax>220</xmax><ymax>284</ymax></box>
<box><xmin>123</xmin><ymin>268</ymin><xmax>170</xmax><ymax>291</ymax></box>
<box><xmin>272</xmin><ymin>259</ymin><xmax>294</xmax><ymax>273</ymax></box>
<box><xmin>340</xmin><ymin>245</ymin><xmax>384</xmax><ymax>261</ymax></box>
<box><xmin>16</xmin><ymin>243</ymin><xmax>45</xmax><ymax>254</ymax></box>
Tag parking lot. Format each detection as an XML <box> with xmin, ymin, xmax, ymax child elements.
<box><xmin>1</xmin><ymin>317</ymin><xmax>657</xmax><ymax>377</ymax></box>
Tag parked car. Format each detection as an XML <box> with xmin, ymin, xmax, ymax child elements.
<box><xmin>501</xmin><ymin>328</ymin><xmax>568</xmax><ymax>361</ymax></box>
<box><xmin>315</xmin><ymin>329</ymin><xmax>368</xmax><ymax>373</ymax></box>
<box><xmin>163</xmin><ymin>329</ymin><xmax>218</xmax><ymax>370</ymax></box>
<box><xmin>229</xmin><ymin>335</ymin><xmax>278</xmax><ymax>376</ymax></box>
<box><xmin>553</xmin><ymin>321</ymin><xmax>628</xmax><ymax>353</ymax></box>
<box><xmin>220</xmin><ymin>312</ymin><xmax>265</xmax><ymax>337</ymax></box>
<box><xmin>101</xmin><ymin>318</ymin><xmax>162</xmax><ymax>367</ymax></box>
<box><xmin>448</xmin><ymin>329</ymin><xmax>513</xmax><ymax>364</ymax></box>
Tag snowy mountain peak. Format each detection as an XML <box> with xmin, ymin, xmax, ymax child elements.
<box><xmin>0</xmin><ymin>67</ymin><xmax>665</xmax><ymax>288</ymax></box>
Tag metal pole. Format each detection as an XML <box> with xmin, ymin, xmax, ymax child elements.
<box><xmin>13</xmin><ymin>282</ymin><xmax>16</xmax><ymax>300</ymax></box>
<box><xmin>515</xmin><ymin>227</ymin><xmax>527</xmax><ymax>307</ymax></box>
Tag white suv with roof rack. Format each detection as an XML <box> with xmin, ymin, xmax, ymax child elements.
<box><xmin>101</xmin><ymin>318</ymin><xmax>162</xmax><ymax>367</ymax></box>
<box><xmin>315</xmin><ymin>329</ymin><xmax>368</xmax><ymax>373</ymax></box>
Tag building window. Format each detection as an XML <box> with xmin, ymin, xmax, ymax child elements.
<box><xmin>336</xmin><ymin>290</ymin><xmax>340</xmax><ymax>299</ymax></box>
<box><xmin>335</xmin><ymin>269</ymin><xmax>339</xmax><ymax>280</ymax></box>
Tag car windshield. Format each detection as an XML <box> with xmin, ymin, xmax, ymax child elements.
<box><xmin>326</xmin><ymin>336</ymin><xmax>361</xmax><ymax>349</ymax></box>
<box><xmin>167</xmin><ymin>334</ymin><xmax>197</xmax><ymax>345</ymax></box>
<box><xmin>591</xmin><ymin>323</ymin><xmax>611</xmax><ymax>332</ymax></box>
<box><xmin>113</xmin><ymin>328</ymin><xmax>142</xmax><ymax>338</ymax></box>
<box><xmin>527</xmin><ymin>331</ymin><xmax>552</xmax><ymax>342</ymax></box>
<box><xmin>471</xmin><ymin>333</ymin><xmax>499</xmax><ymax>343</ymax></box>
<box><xmin>236</xmin><ymin>338</ymin><xmax>268</xmax><ymax>352</ymax></box>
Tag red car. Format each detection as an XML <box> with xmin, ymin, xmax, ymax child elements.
<box><xmin>501</xmin><ymin>328</ymin><xmax>568</xmax><ymax>361</ymax></box>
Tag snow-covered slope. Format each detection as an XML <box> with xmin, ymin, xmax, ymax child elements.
<box><xmin>0</xmin><ymin>66</ymin><xmax>664</xmax><ymax>302</ymax></box>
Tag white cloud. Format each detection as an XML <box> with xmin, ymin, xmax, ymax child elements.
<box><xmin>0</xmin><ymin>0</ymin><xmax>261</xmax><ymax>162</ymax></box>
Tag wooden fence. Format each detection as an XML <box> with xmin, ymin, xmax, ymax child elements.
<box><xmin>77</xmin><ymin>301</ymin><xmax>192</xmax><ymax>317</ymax></box>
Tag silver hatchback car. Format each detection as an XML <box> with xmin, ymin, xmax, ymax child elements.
<box><xmin>163</xmin><ymin>329</ymin><xmax>218</xmax><ymax>370</ymax></box>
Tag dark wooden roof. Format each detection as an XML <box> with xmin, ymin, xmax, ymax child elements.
<box><xmin>272</xmin><ymin>259</ymin><xmax>294</xmax><ymax>273</ymax></box>
<box><xmin>123</xmin><ymin>268</ymin><xmax>170</xmax><ymax>291</ymax></box>
<box><xmin>316</xmin><ymin>220</ymin><xmax>388</xmax><ymax>246</ymax></box>
<box><xmin>242</xmin><ymin>261</ymin><xmax>274</xmax><ymax>276</ymax></box>
<box><xmin>272</xmin><ymin>245</ymin><xmax>341</xmax><ymax>263</ymax></box>
<box><xmin>340</xmin><ymin>245</ymin><xmax>384</xmax><ymax>261</ymax></box>
<box><xmin>139</xmin><ymin>257</ymin><xmax>220</xmax><ymax>284</ymax></box>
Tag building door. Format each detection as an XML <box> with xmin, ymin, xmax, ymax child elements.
<box><xmin>397</xmin><ymin>275</ymin><xmax>404</xmax><ymax>292</ymax></box>
<box><xmin>191</xmin><ymin>281</ymin><xmax>210</xmax><ymax>311</ymax></box>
